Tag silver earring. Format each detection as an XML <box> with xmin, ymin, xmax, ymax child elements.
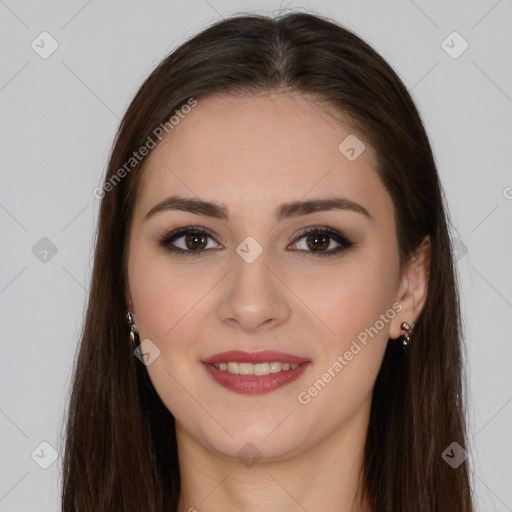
<box><xmin>126</xmin><ymin>311</ymin><xmax>138</xmax><ymax>346</ymax></box>
<box><xmin>400</xmin><ymin>321</ymin><xmax>413</xmax><ymax>348</ymax></box>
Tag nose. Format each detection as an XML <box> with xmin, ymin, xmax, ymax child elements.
<box><xmin>217</xmin><ymin>247</ymin><xmax>291</xmax><ymax>333</ymax></box>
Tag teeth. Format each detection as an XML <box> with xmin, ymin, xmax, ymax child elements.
<box><xmin>269</xmin><ymin>362</ymin><xmax>281</xmax><ymax>373</ymax></box>
<box><xmin>239</xmin><ymin>363</ymin><xmax>253</xmax><ymax>375</ymax></box>
<box><xmin>212</xmin><ymin>362</ymin><xmax>300</xmax><ymax>376</ymax></box>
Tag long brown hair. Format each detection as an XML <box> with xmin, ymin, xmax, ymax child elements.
<box><xmin>60</xmin><ymin>11</ymin><xmax>473</xmax><ymax>511</ymax></box>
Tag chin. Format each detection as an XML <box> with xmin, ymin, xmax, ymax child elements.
<box><xmin>210</xmin><ymin>432</ymin><xmax>305</xmax><ymax>464</ymax></box>
<box><xmin>183</xmin><ymin>409</ymin><xmax>310</xmax><ymax>462</ymax></box>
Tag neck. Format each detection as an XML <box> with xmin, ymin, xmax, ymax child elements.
<box><xmin>175</xmin><ymin>405</ymin><xmax>372</xmax><ymax>512</ymax></box>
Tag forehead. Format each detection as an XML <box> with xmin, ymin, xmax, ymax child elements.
<box><xmin>134</xmin><ymin>92</ymin><xmax>388</xmax><ymax>221</ymax></box>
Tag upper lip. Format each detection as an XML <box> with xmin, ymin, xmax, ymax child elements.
<box><xmin>202</xmin><ymin>350</ymin><xmax>310</xmax><ymax>365</ymax></box>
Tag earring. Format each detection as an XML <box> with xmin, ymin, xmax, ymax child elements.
<box><xmin>400</xmin><ymin>321</ymin><xmax>413</xmax><ymax>348</ymax></box>
<box><xmin>126</xmin><ymin>311</ymin><xmax>139</xmax><ymax>346</ymax></box>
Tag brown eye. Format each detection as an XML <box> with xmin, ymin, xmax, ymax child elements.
<box><xmin>184</xmin><ymin>232</ymin><xmax>208</xmax><ymax>250</ymax></box>
<box><xmin>290</xmin><ymin>227</ymin><xmax>355</xmax><ymax>257</ymax></box>
<box><xmin>159</xmin><ymin>227</ymin><xmax>221</xmax><ymax>255</ymax></box>
<box><xmin>305</xmin><ymin>233</ymin><xmax>330</xmax><ymax>252</ymax></box>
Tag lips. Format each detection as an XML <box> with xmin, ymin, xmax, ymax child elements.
<box><xmin>202</xmin><ymin>350</ymin><xmax>309</xmax><ymax>365</ymax></box>
<box><xmin>202</xmin><ymin>350</ymin><xmax>311</xmax><ymax>394</ymax></box>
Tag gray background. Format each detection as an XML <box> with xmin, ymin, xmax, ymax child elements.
<box><xmin>1</xmin><ymin>1</ymin><xmax>511</xmax><ymax>510</ymax></box>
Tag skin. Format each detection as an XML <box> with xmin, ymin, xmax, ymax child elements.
<box><xmin>125</xmin><ymin>92</ymin><xmax>430</xmax><ymax>512</ymax></box>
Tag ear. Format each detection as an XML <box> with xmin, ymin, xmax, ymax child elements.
<box><xmin>389</xmin><ymin>235</ymin><xmax>431</xmax><ymax>339</ymax></box>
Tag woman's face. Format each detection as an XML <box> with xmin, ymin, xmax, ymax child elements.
<box><xmin>126</xmin><ymin>92</ymin><xmax>409</xmax><ymax>461</ymax></box>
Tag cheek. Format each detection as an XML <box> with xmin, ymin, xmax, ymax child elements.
<box><xmin>128</xmin><ymin>249</ymin><xmax>213</xmax><ymax>423</ymax></box>
<box><xmin>291</xmin><ymin>262</ymin><xmax>398</xmax><ymax>434</ymax></box>
<box><xmin>298</xmin><ymin>255</ymin><xmax>399</xmax><ymax>350</ymax></box>
<box><xmin>127</xmin><ymin>243</ymin><xmax>201</xmax><ymax>342</ymax></box>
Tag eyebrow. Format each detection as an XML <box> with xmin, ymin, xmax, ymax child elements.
<box><xmin>143</xmin><ymin>195</ymin><xmax>372</xmax><ymax>222</ymax></box>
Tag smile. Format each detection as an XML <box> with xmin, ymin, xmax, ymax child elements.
<box><xmin>202</xmin><ymin>351</ymin><xmax>311</xmax><ymax>394</ymax></box>
<box><xmin>212</xmin><ymin>361</ymin><xmax>299</xmax><ymax>375</ymax></box>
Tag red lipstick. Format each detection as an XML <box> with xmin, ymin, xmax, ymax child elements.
<box><xmin>202</xmin><ymin>350</ymin><xmax>309</xmax><ymax>365</ymax></box>
<box><xmin>202</xmin><ymin>350</ymin><xmax>311</xmax><ymax>394</ymax></box>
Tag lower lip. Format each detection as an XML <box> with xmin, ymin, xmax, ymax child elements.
<box><xmin>202</xmin><ymin>362</ymin><xmax>310</xmax><ymax>394</ymax></box>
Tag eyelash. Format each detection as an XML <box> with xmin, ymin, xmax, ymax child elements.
<box><xmin>158</xmin><ymin>225</ymin><xmax>355</xmax><ymax>258</ymax></box>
